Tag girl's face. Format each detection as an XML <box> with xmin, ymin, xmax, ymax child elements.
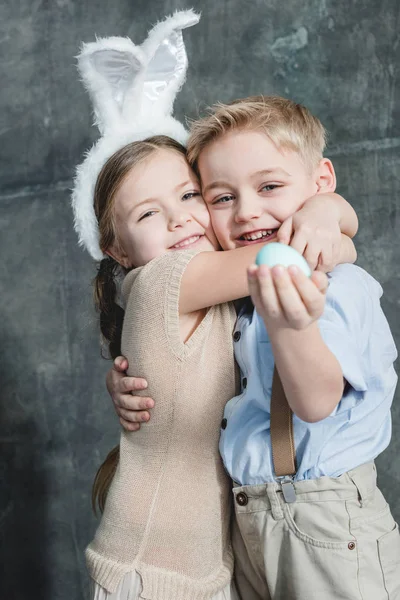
<box><xmin>109</xmin><ymin>149</ymin><xmax>219</xmax><ymax>268</ymax></box>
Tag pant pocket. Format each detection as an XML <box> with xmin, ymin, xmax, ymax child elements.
<box><xmin>377</xmin><ymin>523</ymin><xmax>400</xmax><ymax>598</ymax></box>
<box><xmin>284</xmin><ymin>500</ymin><xmax>354</xmax><ymax>549</ymax></box>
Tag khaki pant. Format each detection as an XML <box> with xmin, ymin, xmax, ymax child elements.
<box><xmin>91</xmin><ymin>570</ymin><xmax>240</xmax><ymax>600</ymax></box>
<box><xmin>232</xmin><ymin>463</ymin><xmax>400</xmax><ymax>600</ymax></box>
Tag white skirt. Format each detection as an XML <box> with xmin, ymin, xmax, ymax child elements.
<box><xmin>91</xmin><ymin>570</ymin><xmax>240</xmax><ymax>600</ymax></box>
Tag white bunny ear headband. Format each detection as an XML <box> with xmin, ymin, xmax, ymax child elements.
<box><xmin>71</xmin><ymin>9</ymin><xmax>200</xmax><ymax>260</ymax></box>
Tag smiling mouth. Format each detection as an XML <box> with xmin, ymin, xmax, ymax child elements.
<box><xmin>237</xmin><ymin>229</ymin><xmax>278</xmax><ymax>243</ymax></box>
<box><xmin>170</xmin><ymin>235</ymin><xmax>204</xmax><ymax>249</ymax></box>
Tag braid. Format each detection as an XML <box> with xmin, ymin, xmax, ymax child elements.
<box><xmin>92</xmin><ymin>257</ymin><xmax>125</xmax><ymax>514</ymax></box>
<box><xmin>93</xmin><ymin>257</ymin><xmax>125</xmax><ymax>359</ymax></box>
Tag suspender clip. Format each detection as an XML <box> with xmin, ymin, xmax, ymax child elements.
<box><xmin>279</xmin><ymin>476</ymin><xmax>297</xmax><ymax>503</ymax></box>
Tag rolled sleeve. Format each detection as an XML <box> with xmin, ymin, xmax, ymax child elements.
<box><xmin>318</xmin><ymin>323</ymin><xmax>367</xmax><ymax>392</ymax></box>
<box><xmin>317</xmin><ymin>264</ymin><xmax>373</xmax><ymax>395</ymax></box>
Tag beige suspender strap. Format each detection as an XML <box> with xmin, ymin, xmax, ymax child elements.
<box><xmin>270</xmin><ymin>367</ymin><xmax>296</xmax><ymax>477</ymax></box>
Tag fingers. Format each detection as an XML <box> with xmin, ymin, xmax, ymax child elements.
<box><xmin>310</xmin><ymin>270</ymin><xmax>329</xmax><ymax>294</ymax></box>
<box><xmin>290</xmin><ymin>224</ymin><xmax>341</xmax><ymax>273</ymax></box>
<box><xmin>302</xmin><ymin>238</ymin><xmax>323</xmax><ymax>272</ymax></box>
<box><xmin>108</xmin><ymin>368</ymin><xmax>154</xmax><ymax>426</ymax></box>
<box><xmin>114</xmin><ymin>392</ymin><xmax>154</xmax><ymax>429</ymax></box>
<box><xmin>120</xmin><ymin>376</ymin><xmax>148</xmax><ymax>394</ymax></box>
<box><xmin>119</xmin><ymin>417</ymin><xmax>141</xmax><ymax>432</ymax></box>
<box><xmin>118</xmin><ymin>405</ymin><xmax>151</xmax><ymax>423</ymax></box>
<box><xmin>248</xmin><ymin>264</ymin><xmax>280</xmax><ymax>318</ymax></box>
<box><xmin>317</xmin><ymin>239</ymin><xmax>340</xmax><ymax>273</ymax></box>
<box><xmin>107</xmin><ymin>367</ymin><xmax>148</xmax><ymax>399</ymax></box>
<box><xmin>113</xmin><ymin>355</ymin><xmax>129</xmax><ymax>372</ymax></box>
<box><xmin>248</xmin><ymin>263</ymin><xmax>327</xmax><ymax>329</ymax></box>
<box><xmin>287</xmin><ymin>266</ymin><xmax>327</xmax><ymax>320</ymax></box>
<box><xmin>116</xmin><ymin>392</ymin><xmax>154</xmax><ymax>413</ymax></box>
<box><xmin>289</xmin><ymin>227</ymin><xmax>308</xmax><ymax>257</ymax></box>
<box><xmin>277</xmin><ymin>216</ymin><xmax>293</xmax><ymax>245</ymax></box>
<box><xmin>271</xmin><ymin>266</ymin><xmax>306</xmax><ymax>326</ymax></box>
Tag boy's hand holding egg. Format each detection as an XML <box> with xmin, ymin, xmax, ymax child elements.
<box><xmin>248</xmin><ymin>243</ymin><xmax>328</xmax><ymax>332</ymax></box>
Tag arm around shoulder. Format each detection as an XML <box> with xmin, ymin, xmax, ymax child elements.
<box><xmin>179</xmin><ymin>243</ymin><xmax>266</xmax><ymax>314</ymax></box>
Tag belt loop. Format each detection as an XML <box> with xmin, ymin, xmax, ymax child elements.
<box><xmin>348</xmin><ymin>465</ymin><xmax>375</xmax><ymax>508</ymax></box>
<box><xmin>267</xmin><ymin>484</ymin><xmax>284</xmax><ymax>520</ymax></box>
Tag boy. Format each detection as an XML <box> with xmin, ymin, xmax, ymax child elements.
<box><xmin>107</xmin><ymin>96</ymin><xmax>399</xmax><ymax>598</ymax></box>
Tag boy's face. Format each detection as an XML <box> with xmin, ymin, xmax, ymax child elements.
<box><xmin>198</xmin><ymin>130</ymin><xmax>325</xmax><ymax>251</ymax></box>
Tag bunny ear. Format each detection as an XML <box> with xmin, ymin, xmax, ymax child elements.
<box><xmin>72</xmin><ymin>12</ymin><xmax>199</xmax><ymax>261</ymax></box>
<box><xmin>77</xmin><ymin>37</ymin><xmax>145</xmax><ymax>134</ymax></box>
<box><xmin>137</xmin><ymin>10</ymin><xmax>200</xmax><ymax>117</ymax></box>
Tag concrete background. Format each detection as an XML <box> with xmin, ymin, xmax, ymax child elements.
<box><xmin>1</xmin><ymin>1</ymin><xmax>399</xmax><ymax>598</ymax></box>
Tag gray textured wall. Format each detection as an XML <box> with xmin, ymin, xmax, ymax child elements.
<box><xmin>1</xmin><ymin>1</ymin><xmax>399</xmax><ymax>598</ymax></box>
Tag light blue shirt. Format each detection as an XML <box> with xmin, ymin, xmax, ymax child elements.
<box><xmin>220</xmin><ymin>264</ymin><xmax>398</xmax><ymax>485</ymax></box>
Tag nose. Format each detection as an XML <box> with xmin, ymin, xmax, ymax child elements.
<box><xmin>234</xmin><ymin>195</ymin><xmax>262</xmax><ymax>224</ymax></box>
<box><xmin>168</xmin><ymin>209</ymin><xmax>192</xmax><ymax>230</ymax></box>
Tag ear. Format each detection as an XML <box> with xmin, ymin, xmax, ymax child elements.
<box><xmin>315</xmin><ymin>158</ymin><xmax>337</xmax><ymax>193</ymax></box>
<box><xmin>139</xmin><ymin>10</ymin><xmax>200</xmax><ymax>117</ymax></box>
<box><xmin>106</xmin><ymin>244</ymin><xmax>132</xmax><ymax>270</ymax></box>
<box><xmin>77</xmin><ymin>37</ymin><xmax>146</xmax><ymax>135</ymax></box>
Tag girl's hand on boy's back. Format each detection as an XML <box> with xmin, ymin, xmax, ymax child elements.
<box><xmin>247</xmin><ymin>263</ymin><xmax>328</xmax><ymax>333</ymax></box>
<box><xmin>277</xmin><ymin>192</ymin><xmax>358</xmax><ymax>272</ymax></box>
<box><xmin>106</xmin><ymin>356</ymin><xmax>153</xmax><ymax>431</ymax></box>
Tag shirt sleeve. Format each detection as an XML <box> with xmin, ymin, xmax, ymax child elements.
<box><xmin>318</xmin><ymin>264</ymin><xmax>397</xmax><ymax>399</ymax></box>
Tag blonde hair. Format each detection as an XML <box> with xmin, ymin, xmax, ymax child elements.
<box><xmin>187</xmin><ymin>95</ymin><xmax>327</xmax><ymax>172</ymax></box>
<box><xmin>92</xmin><ymin>135</ymin><xmax>187</xmax><ymax>515</ymax></box>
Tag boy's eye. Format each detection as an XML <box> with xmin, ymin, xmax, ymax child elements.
<box><xmin>138</xmin><ymin>210</ymin><xmax>157</xmax><ymax>221</ymax></box>
<box><xmin>213</xmin><ymin>195</ymin><xmax>234</xmax><ymax>205</ymax></box>
<box><xmin>182</xmin><ymin>191</ymin><xmax>201</xmax><ymax>201</ymax></box>
<box><xmin>260</xmin><ymin>184</ymin><xmax>280</xmax><ymax>192</ymax></box>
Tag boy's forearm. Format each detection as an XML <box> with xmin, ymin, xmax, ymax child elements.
<box><xmin>269</xmin><ymin>322</ymin><xmax>344</xmax><ymax>423</ymax></box>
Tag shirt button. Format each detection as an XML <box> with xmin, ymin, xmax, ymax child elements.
<box><xmin>236</xmin><ymin>492</ymin><xmax>248</xmax><ymax>506</ymax></box>
<box><xmin>221</xmin><ymin>418</ymin><xmax>227</xmax><ymax>430</ymax></box>
<box><xmin>233</xmin><ymin>331</ymin><xmax>241</xmax><ymax>342</ymax></box>
<box><xmin>242</xmin><ymin>377</ymin><xmax>247</xmax><ymax>389</ymax></box>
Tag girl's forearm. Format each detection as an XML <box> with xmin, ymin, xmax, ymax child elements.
<box><xmin>339</xmin><ymin>234</ymin><xmax>357</xmax><ymax>265</ymax></box>
<box><xmin>179</xmin><ymin>243</ymin><xmax>265</xmax><ymax>313</ymax></box>
<box><xmin>331</xmin><ymin>193</ymin><xmax>358</xmax><ymax>238</ymax></box>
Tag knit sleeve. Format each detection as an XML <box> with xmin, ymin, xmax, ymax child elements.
<box><xmin>121</xmin><ymin>250</ymin><xmax>202</xmax><ymax>355</ymax></box>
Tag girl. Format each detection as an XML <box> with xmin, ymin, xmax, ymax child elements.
<box><xmin>88</xmin><ymin>134</ymin><xmax>243</xmax><ymax>600</ymax></box>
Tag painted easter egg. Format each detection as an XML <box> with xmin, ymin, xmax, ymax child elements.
<box><xmin>255</xmin><ymin>242</ymin><xmax>311</xmax><ymax>277</ymax></box>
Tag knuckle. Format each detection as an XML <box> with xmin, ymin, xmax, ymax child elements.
<box><xmin>119</xmin><ymin>417</ymin><xmax>131</xmax><ymax>431</ymax></box>
<box><xmin>117</xmin><ymin>395</ymin><xmax>130</xmax><ymax>411</ymax></box>
<box><xmin>122</xmin><ymin>377</ymin><xmax>133</xmax><ymax>393</ymax></box>
<box><xmin>120</xmin><ymin>408</ymin><xmax>139</xmax><ymax>422</ymax></box>
<box><xmin>307</xmin><ymin>261</ymin><xmax>317</xmax><ymax>272</ymax></box>
<box><xmin>119</xmin><ymin>408</ymin><xmax>130</xmax><ymax>420</ymax></box>
<box><xmin>319</xmin><ymin>259</ymin><xmax>332</xmax><ymax>273</ymax></box>
<box><xmin>290</xmin><ymin>308</ymin><xmax>304</xmax><ymax>323</ymax></box>
<box><xmin>299</xmin><ymin>223</ymin><xmax>311</xmax><ymax>235</ymax></box>
<box><xmin>307</xmin><ymin>299</ymin><xmax>321</xmax><ymax>314</ymax></box>
<box><xmin>269</xmin><ymin>307</ymin><xmax>280</xmax><ymax>319</ymax></box>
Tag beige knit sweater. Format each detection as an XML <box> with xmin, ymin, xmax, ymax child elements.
<box><xmin>86</xmin><ymin>250</ymin><xmax>238</xmax><ymax>599</ymax></box>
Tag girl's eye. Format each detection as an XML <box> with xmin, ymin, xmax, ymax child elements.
<box><xmin>213</xmin><ymin>195</ymin><xmax>234</xmax><ymax>205</ymax></box>
<box><xmin>182</xmin><ymin>191</ymin><xmax>201</xmax><ymax>201</ymax></box>
<box><xmin>138</xmin><ymin>210</ymin><xmax>157</xmax><ymax>221</ymax></box>
<box><xmin>261</xmin><ymin>184</ymin><xmax>280</xmax><ymax>192</ymax></box>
